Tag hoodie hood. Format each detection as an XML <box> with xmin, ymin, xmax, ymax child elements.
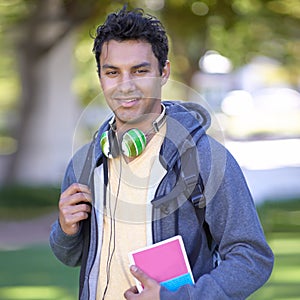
<box><xmin>159</xmin><ymin>101</ymin><xmax>211</xmax><ymax>168</ymax></box>
<box><xmin>164</xmin><ymin>100</ymin><xmax>211</xmax><ymax>136</ymax></box>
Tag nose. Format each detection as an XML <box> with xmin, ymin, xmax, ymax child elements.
<box><xmin>118</xmin><ymin>73</ymin><xmax>136</xmax><ymax>94</ymax></box>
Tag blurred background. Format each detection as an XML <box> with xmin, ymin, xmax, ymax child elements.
<box><xmin>0</xmin><ymin>0</ymin><xmax>299</xmax><ymax>299</ymax></box>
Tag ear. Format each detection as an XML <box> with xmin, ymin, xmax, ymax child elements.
<box><xmin>161</xmin><ymin>60</ymin><xmax>170</xmax><ymax>86</ymax></box>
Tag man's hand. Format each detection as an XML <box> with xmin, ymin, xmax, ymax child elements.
<box><xmin>58</xmin><ymin>183</ymin><xmax>92</xmax><ymax>235</ymax></box>
<box><xmin>124</xmin><ymin>265</ymin><xmax>161</xmax><ymax>300</ymax></box>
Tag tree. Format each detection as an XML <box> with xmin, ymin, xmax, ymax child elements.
<box><xmin>1</xmin><ymin>0</ymin><xmax>109</xmax><ymax>184</ymax></box>
<box><xmin>159</xmin><ymin>0</ymin><xmax>300</xmax><ymax>85</ymax></box>
<box><xmin>1</xmin><ymin>0</ymin><xmax>299</xmax><ymax>185</ymax></box>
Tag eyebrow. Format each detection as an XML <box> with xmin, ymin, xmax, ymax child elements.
<box><xmin>132</xmin><ymin>62</ymin><xmax>151</xmax><ymax>69</ymax></box>
<box><xmin>101</xmin><ymin>62</ymin><xmax>151</xmax><ymax>70</ymax></box>
<box><xmin>101</xmin><ymin>64</ymin><xmax>118</xmax><ymax>70</ymax></box>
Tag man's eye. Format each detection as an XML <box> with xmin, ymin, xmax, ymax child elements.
<box><xmin>135</xmin><ymin>69</ymin><xmax>148</xmax><ymax>74</ymax></box>
<box><xmin>106</xmin><ymin>71</ymin><xmax>118</xmax><ymax>75</ymax></box>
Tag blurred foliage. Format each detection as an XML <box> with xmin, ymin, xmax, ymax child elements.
<box><xmin>0</xmin><ymin>1</ymin><xmax>22</xmax><ymax>142</ymax></box>
<box><xmin>0</xmin><ymin>0</ymin><xmax>300</xmax><ymax>170</ymax></box>
<box><xmin>159</xmin><ymin>0</ymin><xmax>300</xmax><ymax>84</ymax></box>
<box><xmin>0</xmin><ymin>185</ymin><xmax>60</xmax><ymax>219</ymax></box>
<box><xmin>72</xmin><ymin>23</ymin><xmax>104</xmax><ymax>106</ymax></box>
<box><xmin>0</xmin><ymin>0</ymin><xmax>299</xmax><ymax>108</ymax></box>
<box><xmin>257</xmin><ymin>198</ymin><xmax>300</xmax><ymax>235</ymax></box>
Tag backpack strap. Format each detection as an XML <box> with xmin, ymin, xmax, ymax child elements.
<box><xmin>153</xmin><ymin>145</ymin><xmax>206</xmax><ymax>207</ymax></box>
<box><xmin>182</xmin><ymin>147</ymin><xmax>216</xmax><ymax>252</ymax></box>
<box><xmin>78</xmin><ymin>135</ymin><xmax>97</xmax><ymax>297</ymax></box>
<box><xmin>152</xmin><ymin>146</ymin><xmax>216</xmax><ymax>251</ymax></box>
<box><xmin>152</xmin><ymin>146</ymin><xmax>205</xmax><ymax>209</ymax></box>
<box><xmin>77</xmin><ymin>134</ymin><xmax>111</xmax><ymax>298</ymax></box>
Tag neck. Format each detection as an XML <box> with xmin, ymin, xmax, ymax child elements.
<box><xmin>113</xmin><ymin>104</ymin><xmax>166</xmax><ymax>137</ymax></box>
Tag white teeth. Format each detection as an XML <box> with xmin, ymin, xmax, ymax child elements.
<box><xmin>115</xmin><ymin>98</ymin><xmax>139</xmax><ymax>104</ymax></box>
<box><xmin>123</xmin><ymin>99</ymin><xmax>137</xmax><ymax>102</ymax></box>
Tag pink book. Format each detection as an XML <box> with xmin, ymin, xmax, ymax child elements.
<box><xmin>128</xmin><ymin>235</ymin><xmax>194</xmax><ymax>292</ymax></box>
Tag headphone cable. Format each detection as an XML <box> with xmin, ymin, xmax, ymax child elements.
<box><xmin>102</xmin><ymin>156</ymin><xmax>122</xmax><ymax>299</ymax></box>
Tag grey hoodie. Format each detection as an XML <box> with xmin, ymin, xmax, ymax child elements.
<box><xmin>50</xmin><ymin>101</ymin><xmax>274</xmax><ymax>299</ymax></box>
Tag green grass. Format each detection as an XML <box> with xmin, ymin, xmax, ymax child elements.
<box><xmin>1</xmin><ymin>233</ymin><xmax>299</xmax><ymax>300</ymax></box>
<box><xmin>0</xmin><ymin>187</ymin><xmax>300</xmax><ymax>299</ymax></box>
<box><xmin>248</xmin><ymin>198</ymin><xmax>300</xmax><ymax>300</ymax></box>
<box><xmin>0</xmin><ymin>245</ymin><xmax>79</xmax><ymax>300</ymax></box>
<box><xmin>248</xmin><ymin>232</ymin><xmax>300</xmax><ymax>300</ymax></box>
<box><xmin>257</xmin><ymin>198</ymin><xmax>300</xmax><ymax>233</ymax></box>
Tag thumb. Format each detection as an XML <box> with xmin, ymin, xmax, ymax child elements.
<box><xmin>130</xmin><ymin>265</ymin><xmax>156</xmax><ymax>286</ymax></box>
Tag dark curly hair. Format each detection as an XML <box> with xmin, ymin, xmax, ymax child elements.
<box><xmin>92</xmin><ymin>5</ymin><xmax>169</xmax><ymax>76</ymax></box>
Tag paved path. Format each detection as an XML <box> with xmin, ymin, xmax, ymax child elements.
<box><xmin>226</xmin><ymin>139</ymin><xmax>300</xmax><ymax>204</ymax></box>
<box><xmin>0</xmin><ymin>211</ymin><xmax>58</xmax><ymax>250</ymax></box>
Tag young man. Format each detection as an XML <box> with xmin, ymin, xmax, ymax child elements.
<box><xmin>50</xmin><ymin>6</ymin><xmax>274</xmax><ymax>300</ymax></box>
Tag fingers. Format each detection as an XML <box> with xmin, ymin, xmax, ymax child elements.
<box><xmin>124</xmin><ymin>286</ymin><xmax>139</xmax><ymax>299</ymax></box>
<box><xmin>60</xmin><ymin>183</ymin><xmax>92</xmax><ymax>204</ymax></box>
<box><xmin>130</xmin><ymin>265</ymin><xmax>151</xmax><ymax>284</ymax></box>
<box><xmin>58</xmin><ymin>183</ymin><xmax>92</xmax><ymax>235</ymax></box>
<box><xmin>124</xmin><ymin>266</ymin><xmax>160</xmax><ymax>299</ymax></box>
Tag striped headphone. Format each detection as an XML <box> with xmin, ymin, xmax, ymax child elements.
<box><xmin>100</xmin><ymin>104</ymin><xmax>166</xmax><ymax>159</ymax></box>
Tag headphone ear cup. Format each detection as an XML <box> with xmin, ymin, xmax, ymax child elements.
<box><xmin>100</xmin><ymin>128</ymin><xmax>146</xmax><ymax>158</ymax></box>
<box><xmin>100</xmin><ymin>131</ymin><xmax>110</xmax><ymax>158</ymax></box>
<box><xmin>121</xmin><ymin>128</ymin><xmax>147</xmax><ymax>158</ymax></box>
<box><xmin>100</xmin><ymin>130</ymin><xmax>120</xmax><ymax>158</ymax></box>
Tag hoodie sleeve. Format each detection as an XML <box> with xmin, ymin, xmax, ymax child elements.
<box><xmin>49</xmin><ymin>151</ymin><xmax>86</xmax><ymax>267</ymax></box>
<box><xmin>49</xmin><ymin>218</ymin><xmax>83</xmax><ymax>267</ymax></box>
<box><xmin>160</xmin><ymin>140</ymin><xmax>274</xmax><ymax>299</ymax></box>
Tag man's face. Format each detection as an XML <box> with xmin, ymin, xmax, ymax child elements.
<box><xmin>99</xmin><ymin>39</ymin><xmax>170</xmax><ymax>130</ymax></box>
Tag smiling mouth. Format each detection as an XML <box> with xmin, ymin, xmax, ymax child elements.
<box><xmin>117</xmin><ymin>98</ymin><xmax>140</xmax><ymax>107</ymax></box>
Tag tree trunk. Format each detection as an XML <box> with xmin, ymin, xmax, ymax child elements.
<box><xmin>5</xmin><ymin>0</ymin><xmax>80</xmax><ymax>185</ymax></box>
